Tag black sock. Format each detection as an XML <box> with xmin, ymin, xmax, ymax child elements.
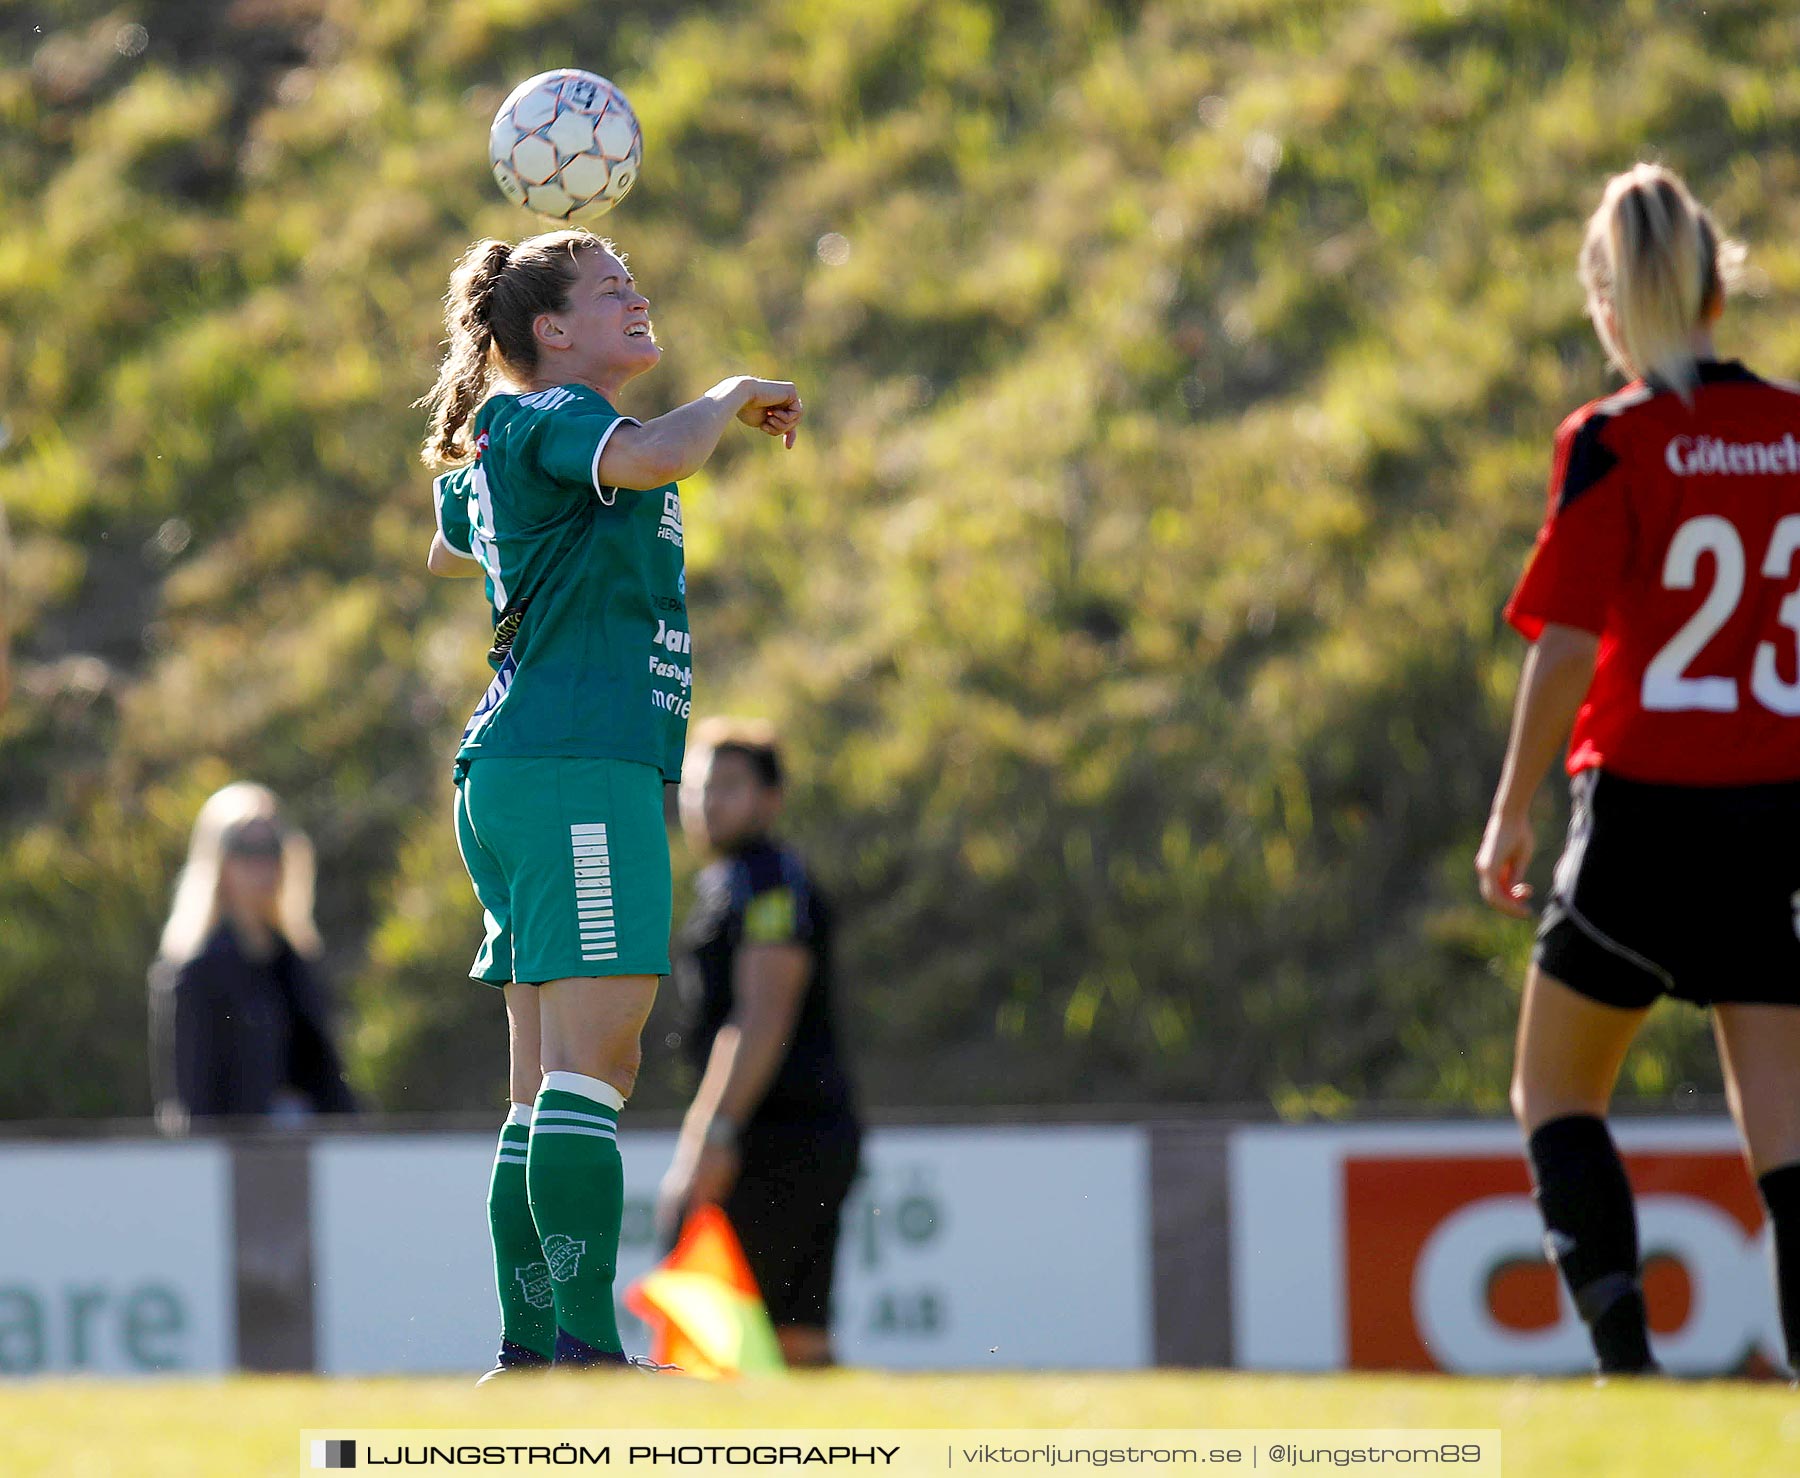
<box><xmin>1757</xmin><ymin>1163</ymin><xmax>1800</xmax><ymax>1377</ymax></box>
<box><xmin>1526</xmin><ymin>1114</ymin><xmax>1654</xmax><ymax>1373</ymax></box>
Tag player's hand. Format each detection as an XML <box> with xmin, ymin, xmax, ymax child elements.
<box><xmin>654</xmin><ymin>1142</ymin><xmax>741</xmax><ymax>1240</ymax></box>
<box><xmin>1476</xmin><ymin>810</ymin><xmax>1536</xmax><ymax>918</ymax></box>
<box><xmin>731</xmin><ymin>378</ymin><xmax>803</xmax><ymax>447</ymax></box>
<box><xmin>654</xmin><ymin>1156</ymin><xmax>693</xmax><ymax>1242</ymax></box>
<box><xmin>688</xmin><ymin>1141</ymin><xmax>740</xmax><ymax>1206</ymax></box>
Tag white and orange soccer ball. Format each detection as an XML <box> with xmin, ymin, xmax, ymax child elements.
<box><xmin>489</xmin><ymin>69</ymin><xmax>642</xmax><ymax>221</ymax></box>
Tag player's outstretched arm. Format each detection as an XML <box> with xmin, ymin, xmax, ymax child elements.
<box><xmin>598</xmin><ymin>377</ymin><xmax>802</xmax><ymax>490</ymax></box>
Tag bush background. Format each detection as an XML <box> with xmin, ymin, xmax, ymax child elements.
<box><xmin>7</xmin><ymin>0</ymin><xmax>1797</xmax><ymax>1118</ymax></box>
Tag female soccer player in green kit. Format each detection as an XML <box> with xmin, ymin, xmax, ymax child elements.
<box><xmin>418</xmin><ymin>229</ymin><xmax>802</xmax><ymax>1376</ymax></box>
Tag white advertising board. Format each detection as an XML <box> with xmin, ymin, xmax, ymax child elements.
<box><xmin>1230</xmin><ymin>1119</ymin><xmax>1778</xmax><ymax>1377</ymax></box>
<box><xmin>835</xmin><ymin>1126</ymin><xmax>1152</xmax><ymax>1370</ymax></box>
<box><xmin>312</xmin><ymin>1125</ymin><xmax>1150</xmax><ymax>1373</ymax></box>
<box><xmin>0</xmin><ymin>1141</ymin><xmax>233</xmax><ymax>1374</ymax></box>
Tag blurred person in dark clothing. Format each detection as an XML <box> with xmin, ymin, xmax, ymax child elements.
<box><xmin>149</xmin><ymin>782</ymin><xmax>357</xmax><ymax>1129</ymax></box>
<box><xmin>658</xmin><ymin>719</ymin><xmax>861</xmax><ymax>1367</ymax></box>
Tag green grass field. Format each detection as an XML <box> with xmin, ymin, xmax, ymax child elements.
<box><xmin>2</xmin><ymin>1371</ymin><xmax>1795</xmax><ymax>1477</ymax></box>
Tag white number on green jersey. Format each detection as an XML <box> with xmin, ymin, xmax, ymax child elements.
<box><xmin>467</xmin><ymin>463</ymin><xmax>509</xmax><ymax>611</ymax></box>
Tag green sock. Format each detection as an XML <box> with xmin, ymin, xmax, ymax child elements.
<box><xmin>490</xmin><ymin>1105</ymin><xmax>554</xmax><ymax>1360</ymax></box>
<box><xmin>527</xmin><ymin>1072</ymin><xmax>627</xmax><ymax>1355</ymax></box>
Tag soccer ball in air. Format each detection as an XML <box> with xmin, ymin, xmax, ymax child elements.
<box><xmin>489</xmin><ymin>69</ymin><xmax>642</xmax><ymax>221</ymax></box>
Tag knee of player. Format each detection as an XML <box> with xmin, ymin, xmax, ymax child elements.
<box><xmin>602</xmin><ymin>1044</ymin><xmax>642</xmax><ymax>1098</ymax></box>
<box><xmin>1508</xmin><ymin>1069</ymin><xmax>1537</xmax><ymax>1128</ymax></box>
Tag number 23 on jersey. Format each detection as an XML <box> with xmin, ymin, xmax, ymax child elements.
<box><xmin>1645</xmin><ymin>514</ymin><xmax>1800</xmax><ymax>715</ymax></box>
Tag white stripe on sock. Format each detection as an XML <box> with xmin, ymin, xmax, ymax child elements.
<box><xmin>539</xmin><ymin>1070</ymin><xmax>626</xmax><ymax>1110</ymax></box>
<box><xmin>534</xmin><ymin>1109</ymin><xmax>618</xmax><ymax>1128</ymax></box>
<box><xmin>529</xmin><ymin>1124</ymin><xmax>618</xmax><ymax>1141</ymax></box>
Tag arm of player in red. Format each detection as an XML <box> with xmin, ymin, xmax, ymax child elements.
<box><xmin>1476</xmin><ymin>623</ymin><xmax>1600</xmax><ymax>917</ymax></box>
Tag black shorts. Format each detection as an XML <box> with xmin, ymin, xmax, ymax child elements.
<box><xmin>1536</xmin><ymin>768</ymin><xmax>1800</xmax><ymax>1010</ymax></box>
<box><xmin>722</xmin><ymin>1118</ymin><xmax>861</xmax><ymax>1330</ymax></box>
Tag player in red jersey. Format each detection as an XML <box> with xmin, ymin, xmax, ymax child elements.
<box><xmin>1478</xmin><ymin>164</ymin><xmax>1800</xmax><ymax>1378</ymax></box>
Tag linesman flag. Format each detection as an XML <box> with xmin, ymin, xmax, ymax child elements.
<box><xmin>625</xmin><ymin>1204</ymin><xmax>785</xmax><ymax>1377</ymax></box>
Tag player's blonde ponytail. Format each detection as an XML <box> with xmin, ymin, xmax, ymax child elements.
<box><xmin>417</xmin><ymin>230</ymin><xmax>608</xmax><ymax>466</ymax></box>
<box><xmin>1579</xmin><ymin>164</ymin><xmax>1743</xmax><ymax>400</ymax></box>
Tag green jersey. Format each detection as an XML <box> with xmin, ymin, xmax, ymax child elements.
<box><xmin>434</xmin><ymin>383</ymin><xmax>691</xmax><ymax>780</ymax></box>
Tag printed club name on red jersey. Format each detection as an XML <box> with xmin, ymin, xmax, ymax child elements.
<box><xmin>1665</xmin><ymin>433</ymin><xmax>1800</xmax><ymax>476</ymax></box>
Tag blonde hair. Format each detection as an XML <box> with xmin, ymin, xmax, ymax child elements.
<box><xmin>416</xmin><ymin>229</ymin><xmax>614</xmax><ymax>467</ymax></box>
<box><xmin>157</xmin><ymin>782</ymin><xmax>323</xmax><ymax>964</ymax></box>
<box><xmin>1580</xmin><ymin>163</ymin><xmax>1744</xmax><ymax>398</ymax></box>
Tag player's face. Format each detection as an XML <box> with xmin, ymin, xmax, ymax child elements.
<box><xmin>550</xmin><ymin>248</ymin><xmax>659</xmax><ymax>391</ymax></box>
<box><xmin>681</xmin><ymin>749</ymin><xmax>780</xmax><ymax>854</ymax></box>
<box><xmin>218</xmin><ymin>820</ymin><xmax>283</xmax><ymax>919</ymax></box>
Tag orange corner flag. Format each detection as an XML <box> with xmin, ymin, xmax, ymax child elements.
<box><xmin>625</xmin><ymin>1204</ymin><xmax>786</xmax><ymax>1378</ymax></box>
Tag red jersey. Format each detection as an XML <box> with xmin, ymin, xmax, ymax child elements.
<box><xmin>1506</xmin><ymin>360</ymin><xmax>1800</xmax><ymax>785</ymax></box>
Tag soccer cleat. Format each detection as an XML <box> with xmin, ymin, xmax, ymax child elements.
<box><xmin>548</xmin><ymin>1328</ymin><xmax>683</xmax><ymax>1373</ymax></box>
<box><xmin>476</xmin><ymin>1338</ymin><xmax>551</xmax><ymax>1385</ymax></box>
<box><xmin>553</xmin><ymin>1327</ymin><xmax>629</xmax><ymax>1367</ymax></box>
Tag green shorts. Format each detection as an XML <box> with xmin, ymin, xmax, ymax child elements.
<box><xmin>453</xmin><ymin>756</ymin><xmax>673</xmax><ymax>985</ymax></box>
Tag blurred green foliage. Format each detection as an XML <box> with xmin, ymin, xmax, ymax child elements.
<box><xmin>5</xmin><ymin>0</ymin><xmax>1790</xmax><ymax>1120</ymax></box>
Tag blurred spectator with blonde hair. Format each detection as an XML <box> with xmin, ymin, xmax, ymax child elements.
<box><xmin>149</xmin><ymin>782</ymin><xmax>357</xmax><ymax>1130</ymax></box>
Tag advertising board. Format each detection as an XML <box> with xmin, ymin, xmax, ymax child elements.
<box><xmin>0</xmin><ymin>1141</ymin><xmax>234</xmax><ymax>1374</ymax></box>
<box><xmin>1230</xmin><ymin>1120</ymin><xmax>1777</xmax><ymax>1376</ymax></box>
<box><xmin>312</xmin><ymin>1125</ymin><xmax>1152</xmax><ymax>1373</ymax></box>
